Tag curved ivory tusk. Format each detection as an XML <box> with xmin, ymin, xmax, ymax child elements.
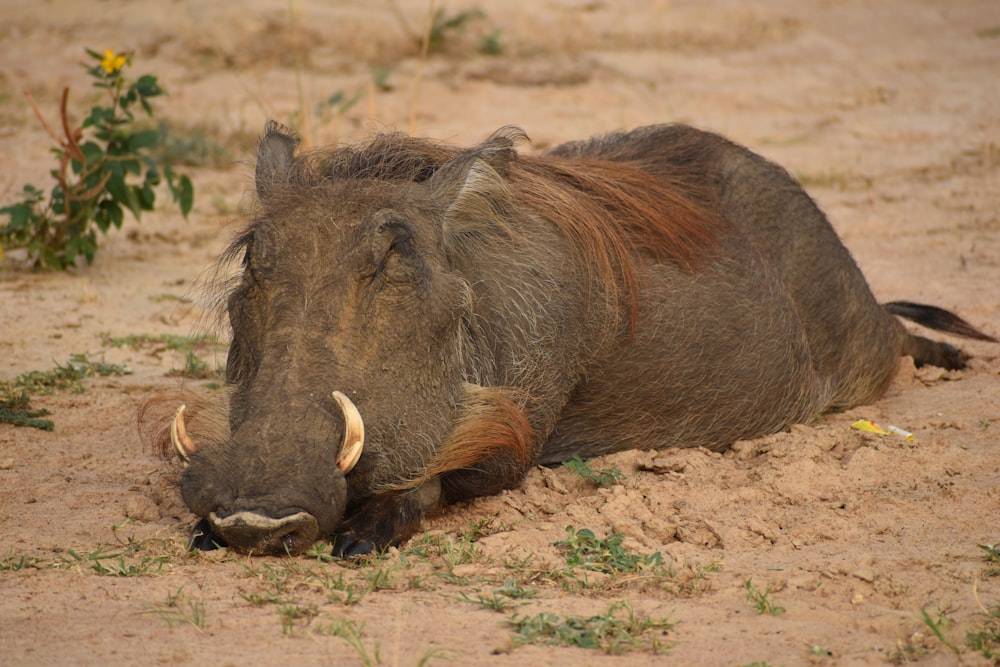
<box><xmin>170</xmin><ymin>404</ymin><xmax>196</xmax><ymax>464</ymax></box>
<box><xmin>332</xmin><ymin>391</ymin><xmax>364</xmax><ymax>473</ymax></box>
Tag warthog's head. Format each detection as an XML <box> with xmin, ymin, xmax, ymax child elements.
<box><xmin>171</xmin><ymin>122</ymin><xmax>508</xmax><ymax>555</ymax></box>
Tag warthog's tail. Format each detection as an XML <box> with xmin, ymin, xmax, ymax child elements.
<box><xmin>885</xmin><ymin>301</ymin><xmax>997</xmax><ymax>370</ymax></box>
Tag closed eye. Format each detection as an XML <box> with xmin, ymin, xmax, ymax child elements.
<box><xmin>370</xmin><ymin>220</ymin><xmax>418</xmax><ymax>288</ymax></box>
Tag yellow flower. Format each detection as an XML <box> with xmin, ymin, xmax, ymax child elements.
<box><xmin>100</xmin><ymin>49</ymin><xmax>128</xmax><ymax>75</ymax></box>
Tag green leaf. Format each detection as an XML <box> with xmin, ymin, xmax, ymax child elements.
<box><xmin>83</xmin><ymin>105</ymin><xmax>114</xmax><ymax>131</ymax></box>
<box><xmin>63</xmin><ymin>229</ymin><xmax>98</xmax><ymax>264</ymax></box>
<box><xmin>143</xmin><ymin>162</ymin><xmax>161</xmax><ymax>186</ymax></box>
<box><xmin>0</xmin><ymin>202</ymin><xmax>35</xmax><ymax>231</ymax></box>
<box><xmin>167</xmin><ymin>171</ymin><xmax>194</xmax><ymax>217</ymax></box>
<box><xmin>125</xmin><ymin>185</ymin><xmax>144</xmax><ymax>219</ymax></box>
<box><xmin>120</xmin><ymin>157</ymin><xmax>142</xmax><ymax>176</ymax></box>
<box><xmin>81</xmin><ymin>231</ymin><xmax>98</xmax><ymax>263</ymax></box>
<box><xmin>178</xmin><ymin>174</ymin><xmax>194</xmax><ymax>216</ymax></box>
<box><xmin>95</xmin><ymin>199</ymin><xmax>124</xmax><ymax>232</ymax></box>
<box><xmin>133</xmin><ymin>74</ymin><xmax>164</xmax><ymax>98</ymax></box>
<box><xmin>79</xmin><ymin>140</ymin><xmax>104</xmax><ymax>163</ymax></box>
<box><xmin>139</xmin><ymin>182</ymin><xmax>156</xmax><ymax>210</ymax></box>
<box><xmin>128</xmin><ymin>129</ymin><xmax>160</xmax><ymax>151</ymax></box>
<box><xmin>104</xmin><ymin>166</ymin><xmax>129</xmax><ymax>209</ymax></box>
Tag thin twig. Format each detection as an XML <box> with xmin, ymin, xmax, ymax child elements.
<box><xmin>22</xmin><ymin>86</ymin><xmax>65</xmax><ymax>147</ymax></box>
<box><xmin>71</xmin><ymin>172</ymin><xmax>112</xmax><ymax>203</ymax></box>
<box><xmin>59</xmin><ymin>88</ymin><xmax>85</xmax><ymax>162</ymax></box>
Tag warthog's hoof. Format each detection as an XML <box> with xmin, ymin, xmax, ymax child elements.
<box><xmin>187</xmin><ymin>518</ymin><xmax>227</xmax><ymax>551</ymax></box>
<box><xmin>331</xmin><ymin>533</ymin><xmax>376</xmax><ymax>559</ymax></box>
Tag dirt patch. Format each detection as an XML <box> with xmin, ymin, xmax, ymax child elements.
<box><xmin>2</xmin><ymin>1</ymin><xmax>999</xmax><ymax>665</ymax></box>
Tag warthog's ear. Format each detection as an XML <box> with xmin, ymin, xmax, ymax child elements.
<box><xmin>256</xmin><ymin>120</ymin><xmax>300</xmax><ymax>200</ymax></box>
<box><xmin>430</xmin><ymin>127</ymin><xmax>526</xmax><ymax>250</ymax></box>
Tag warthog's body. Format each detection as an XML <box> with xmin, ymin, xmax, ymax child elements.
<box><xmin>156</xmin><ymin>122</ymin><xmax>994</xmax><ymax>556</ymax></box>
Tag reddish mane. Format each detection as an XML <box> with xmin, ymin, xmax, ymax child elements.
<box><xmin>512</xmin><ymin>152</ymin><xmax>723</xmax><ymax>330</ymax></box>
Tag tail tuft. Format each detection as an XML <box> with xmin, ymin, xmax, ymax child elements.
<box><xmin>885</xmin><ymin>301</ymin><xmax>997</xmax><ymax>342</ymax></box>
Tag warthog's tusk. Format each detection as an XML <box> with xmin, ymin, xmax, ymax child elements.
<box><xmin>171</xmin><ymin>405</ymin><xmax>196</xmax><ymax>464</ymax></box>
<box><xmin>332</xmin><ymin>391</ymin><xmax>364</xmax><ymax>473</ymax></box>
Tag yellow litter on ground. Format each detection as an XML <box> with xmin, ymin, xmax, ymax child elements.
<box><xmin>851</xmin><ymin>419</ymin><xmax>915</xmax><ymax>441</ymax></box>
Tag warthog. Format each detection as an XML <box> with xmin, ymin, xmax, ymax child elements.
<box><xmin>147</xmin><ymin>121</ymin><xmax>995</xmax><ymax>557</ymax></box>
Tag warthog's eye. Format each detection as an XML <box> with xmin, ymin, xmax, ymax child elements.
<box><xmin>370</xmin><ymin>219</ymin><xmax>424</xmax><ymax>289</ymax></box>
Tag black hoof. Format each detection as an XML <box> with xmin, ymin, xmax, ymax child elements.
<box><xmin>331</xmin><ymin>533</ymin><xmax>376</xmax><ymax>559</ymax></box>
<box><xmin>187</xmin><ymin>518</ymin><xmax>228</xmax><ymax>551</ymax></box>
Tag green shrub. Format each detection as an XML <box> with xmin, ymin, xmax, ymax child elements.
<box><xmin>0</xmin><ymin>48</ymin><xmax>193</xmax><ymax>269</ymax></box>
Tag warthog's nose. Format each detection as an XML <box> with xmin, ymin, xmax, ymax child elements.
<box><xmin>205</xmin><ymin>509</ymin><xmax>319</xmax><ymax>556</ymax></box>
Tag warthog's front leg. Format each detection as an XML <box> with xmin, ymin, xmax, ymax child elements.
<box><xmin>331</xmin><ymin>478</ymin><xmax>442</xmax><ymax>558</ymax></box>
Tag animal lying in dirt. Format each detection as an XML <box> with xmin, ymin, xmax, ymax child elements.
<box><xmin>146</xmin><ymin>121</ymin><xmax>996</xmax><ymax>557</ymax></box>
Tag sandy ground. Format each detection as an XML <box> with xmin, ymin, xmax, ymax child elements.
<box><xmin>2</xmin><ymin>1</ymin><xmax>999</xmax><ymax>665</ymax></box>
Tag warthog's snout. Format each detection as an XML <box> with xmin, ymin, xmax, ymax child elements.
<box><xmin>199</xmin><ymin>509</ymin><xmax>319</xmax><ymax>556</ymax></box>
<box><xmin>174</xmin><ymin>392</ymin><xmax>365</xmax><ymax>555</ymax></box>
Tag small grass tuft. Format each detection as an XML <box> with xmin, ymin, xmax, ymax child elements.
<box><xmin>449</xmin><ymin>590</ymin><xmax>526</xmax><ymax>612</ymax></box>
<box><xmin>60</xmin><ymin>545</ymin><xmax>169</xmax><ymax>577</ymax></box>
<box><xmin>563</xmin><ymin>456</ymin><xmax>624</xmax><ymax>486</ymax></box>
<box><xmin>100</xmin><ymin>332</ymin><xmax>224</xmax><ymax>379</ymax></box>
<box><xmin>966</xmin><ymin>622</ymin><xmax>1000</xmax><ymax>661</ymax></box>
<box><xmin>744</xmin><ymin>578</ymin><xmax>785</xmax><ymax>615</ymax></box>
<box><xmin>508</xmin><ymin>600</ymin><xmax>673</xmax><ymax>654</ymax></box>
<box><xmin>910</xmin><ymin>599</ymin><xmax>1000</xmax><ymax>660</ymax></box>
<box><xmin>921</xmin><ymin>607</ymin><xmax>961</xmax><ymax>654</ymax></box>
<box><xmin>278</xmin><ymin>602</ymin><xmax>319</xmax><ymax>636</ymax></box>
<box><xmin>427</xmin><ymin>8</ymin><xmax>485</xmax><ymax>53</ymax></box>
<box><xmin>495</xmin><ymin>577</ymin><xmax>539</xmax><ymax>600</ymax></box>
<box><xmin>479</xmin><ymin>30</ymin><xmax>503</xmax><ymax>55</ymax></box>
<box><xmin>402</xmin><ymin>530</ymin><xmax>488</xmax><ymax>575</ymax></box>
<box><xmin>144</xmin><ymin>586</ymin><xmax>206</xmax><ymax>631</ymax></box>
<box><xmin>317</xmin><ymin>617</ymin><xmax>381</xmax><ymax>667</ymax></box>
<box><xmin>555</xmin><ymin>526</ymin><xmax>661</xmax><ymax>574</ymax></box>
<box><xmin>307</xmin><ymin>567</ymin><xmax>368</xmax><ymax>606</ymax></box>
<box><xmin>980</xmin><ymin>544</ymin><xmax>1000</xmax><ymax>576</ymax></box>
<box><xmin>458</xmin><ymin>516</ymin><xmax>512</xmax><ymax>542</ymax></box>
<box><xmin>0</xmin><ymin>550</ymin><xmax>44</xmax><ymax>571</ymax></box>
<box><xmin>0</xmin><ymin>353</ymin><xmax>131</xmax><ymax>429</ymax></box>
